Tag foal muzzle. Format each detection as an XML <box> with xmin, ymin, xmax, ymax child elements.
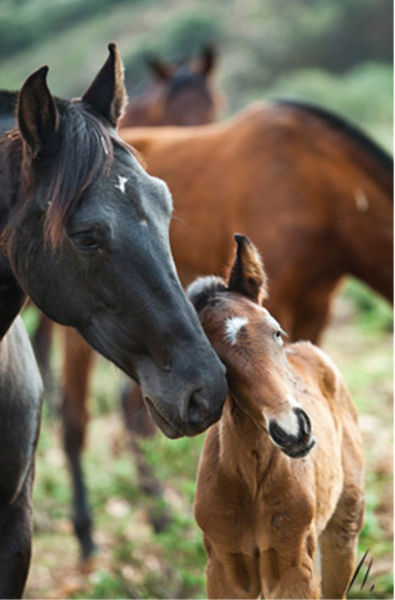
<box><xmin>269</xmin><ymin>407</ymin><xmax>315</xmax><ymax>458</ymax></box>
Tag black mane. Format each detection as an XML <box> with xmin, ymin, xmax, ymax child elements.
<box><xmin>2</xmin><ymin>99</ymin><xmax>119</xmax><ymax>248</ymax></box>
<box><xmin>0</xmin><ymin>90</ymin><xmax>18</xmax><ymax>135</ymax></box>
<box><xmin>274</xmin><ymin>99</ymin><xmax>393</xmax><ymax>175</ymax></box>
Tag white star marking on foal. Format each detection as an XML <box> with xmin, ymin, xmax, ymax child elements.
<box><xmin>224</xmin><ymin>316</ymin><xmax>249</xmax><ymax>345</ymax></box>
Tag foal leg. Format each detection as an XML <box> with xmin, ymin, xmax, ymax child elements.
<box><xmin>319</xmin><ymin>490</ymin><xmax>364</xmax><ymax>599</ymax></box>
<box><xmin>260</xmin><ymin>534</ymin><xmax>320</xmax><ymax>599</ymax></box>
<box><xmin>0</xmin><ymin>466</ymin><xmax>34</xmax><ymax>599</ymax></box>
<box><xmin>204</xmin><ymin>539</ymin><xmax>260</xmax><ymax>599</ymax></box>
<box><xmin>320</xmin><ymin>420</ymin><xmax>365</xmax><ymax>600</ymax></box>
<box><xmin>61</xmin><ymin>327</ymin><xmax>95</xmax><ymax>560</ymax></box>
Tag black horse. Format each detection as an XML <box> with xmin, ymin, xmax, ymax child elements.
<box><xmin>0</xmin><ymin>43</ymin><xmax>227</xmax><ymax>597</ymax></box>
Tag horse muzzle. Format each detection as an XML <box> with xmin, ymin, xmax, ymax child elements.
<box><xmin>269</xmin><ymin>407</ymin><xmax>315</xmax><ymax>458</ymax></box>
<box><xmin>138</xmin><ymin>359</ymin><xmax>227</xmax><ymax>438</ymax></box>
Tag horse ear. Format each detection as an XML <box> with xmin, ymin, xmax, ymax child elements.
<box><xmin>227</xmin><ymin>234</ymin><xmax>268</xmax><ymax>304</ymax></box>
<box><xmin>146</xmin><ymin>56</ymin><xmax>173</xmax><ymax>81</ymax></box>
<box><xmin>82</xmin><ymin>43</ymin><xmax>127</xmax><ymax>127</ymax></box>
<box><xmin>17</xmin><ymin>65</ymin><xmax>59</xmax><ymax>158</ymax></box>
<box><xmin>197</xmin><ymin>44</ymin><xmax>216</xmax><ymax>77</ymax></box>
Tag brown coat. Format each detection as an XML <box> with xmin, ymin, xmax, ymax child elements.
<box><xmin>123</xmin><ymin>101</ymin><xmax>392</xmax><ymax>342</ymax></box>
<box><xmin>189</xmin><ymin>235</ymin><xmax>365</xmax><ymax>599</ymax></box>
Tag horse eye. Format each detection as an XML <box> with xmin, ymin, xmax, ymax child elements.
<box><xmin>70</xmin><ymin>231</ymin><xmax>99</xmax><ymax>251</ymax></box>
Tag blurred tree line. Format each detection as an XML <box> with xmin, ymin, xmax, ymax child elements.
<box><xmin>0</xmin><ymin>0</ymin><xmax>392</xmax><ymax>147</ymax></box>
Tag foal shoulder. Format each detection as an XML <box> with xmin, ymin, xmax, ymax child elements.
<box><xmin>285</xmin><ymin>341</ymin><xmax>358</xmax><ymax>419</ymax></box>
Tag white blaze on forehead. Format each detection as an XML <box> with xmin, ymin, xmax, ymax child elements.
<box><xmin>115</xmin><ymin>175</ymin><xmax>128</xmax><ymax>194</ymax></box>
<box><xmin>224</xmin><ymin>316</ymin><xmax>248</xmax><ymax>345</ymax></box>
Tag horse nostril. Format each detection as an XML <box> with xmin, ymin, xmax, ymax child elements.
<box><xmin>184</xmin><ymin>389</ymin><xmax>209</xmax><ymax>427</ymax></box>
<box><xmin>294</xmin><ymin>407</ymin><xmax>311</xmax><ymax>438</ymax></box>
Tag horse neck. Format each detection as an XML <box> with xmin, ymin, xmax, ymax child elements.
<box><xmin>0</xmin><ymin>133</ymin><xmax>26</xmax><ymax>339</ymax></box>
<box><xmin>218</xmin><ymin>396</ymin><xmax>277</xmax><ymax>495</ymax></box>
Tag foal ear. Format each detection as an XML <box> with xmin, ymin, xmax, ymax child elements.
<box><xmin>197</xmin><ymin>45</ymin><xmax>216</xmax><ymax>77</ymax></box>
<box><xmin>227</xmin><ymin>234</ymin><xmax>268</xmax><ymax>304</ymax></box>
<box><xmin>82</xmin><ymin>43</ymin><xmax>127</xmax><ymax>127</ymax></box>
<box><xmin>17</xmin><ymin>66</ymin><xmax>59</xmax><ymax>158</ymax></box>
<box><xmin>147</xmin><ymin>56</ymin><xmax>174</xmax><ymax>81</ymax></box>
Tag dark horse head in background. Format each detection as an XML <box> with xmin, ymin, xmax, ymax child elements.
<box><xmin>120</xmin><ymin>45</ymin><xmax>221</xmax><ymax>127</ymax></box>
<box><xmin>0</xmin><ymin>44</ymin><xmax>227</xmax><ymax>438</ymax></box>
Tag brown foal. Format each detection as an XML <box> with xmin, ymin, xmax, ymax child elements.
<box><xmin>188</xmin><ymin>235</ymin><xmax>365</xmax><ymax>600</ymax></box>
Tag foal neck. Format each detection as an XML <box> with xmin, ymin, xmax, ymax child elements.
<box><xmin>219</xmin><ymin>395</ymin><xmax>278</xmax><ymax>493</ymax></box>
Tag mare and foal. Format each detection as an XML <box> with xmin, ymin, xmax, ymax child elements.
<box><xmin>0</xmin><ymin>43</ymin><xmax>366</xmax><ymax>599</ymax></box>
<box><xmin>189</xmin><ymin>235</ymin><xmax>364</xmax><ymax>599</ymax></box>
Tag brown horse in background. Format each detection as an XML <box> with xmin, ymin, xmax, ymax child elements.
<box><xmin>120</xmin><ymin>45</ymin><xmax>221</xmax><ymax>127</ymax></box>
<box><xmin>124</xmin><ymin>100</ymin><xmax>392</xmax><ymax>333</ymax></box>
<box><xmin>61</xmin><ymin>99</ymin><xmax>392</xmax><ymax>560</ymax></box>
<box><xmin>188</xmin><ymin>234</ymin><xmax>364</xmax><ymax>599</ymax></box>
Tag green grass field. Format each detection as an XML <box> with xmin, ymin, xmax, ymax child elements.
<box><xmin>23</xmin><ymin>280</ymin><xmax>393</xmax><ymax>599</ymax></box>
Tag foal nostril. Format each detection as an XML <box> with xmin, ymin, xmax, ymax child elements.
<box><xmin>269</xmin><ymin>407</ymin><xmax>313</xmax><ymax>449</ymax></box>
<box><xmin>269</xmin><ymin>420</ymin><xmax>294</xmax><ymax>447</ymax></box>
<box><xmin>293</xmin><ymin>407</ymin><xmax>312</xmax><ymax>438</ymax></box>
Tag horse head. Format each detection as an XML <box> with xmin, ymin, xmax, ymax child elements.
<box><xmin>1</xmin><ymin>44</ymin><xmax>227</xmax><ymax>438</ymax></box>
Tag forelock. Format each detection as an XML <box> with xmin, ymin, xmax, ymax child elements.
<box><xmin>187</xmin><ymin>276</ymin><xmax>227</xmax><ymax>313</ymax></box>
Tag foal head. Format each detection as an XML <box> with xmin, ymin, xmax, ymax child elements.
<box><xmin>1</xmin><ymin>44</ymin><xmax>227</xmax><ymax>438</ymax></box>
<box><xmin>188</xmin><ymin>235</ymin><xmax>315</xmax><ymax>458</ymax></box>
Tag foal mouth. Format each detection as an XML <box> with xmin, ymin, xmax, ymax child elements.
<box><xmin>282</xmin><ymin>436</ymin><xmax>316</xmax><ymax>458</ymax></box>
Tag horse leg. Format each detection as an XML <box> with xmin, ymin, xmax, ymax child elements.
<box><xmin>267</xmin><ymin>564</ymin><xmax>321</xmax><ymax>600</ymax></box>
<box><xmin>121</xmin><ymin>383</ymin><xmax>171</xmax><ymax>532</ymax></box>
<box><xmin>320</xmin><ymin>412</ymin><xmax>365</xmax><ymax>600</ymax></box>
<box><xmin>261</xmin><ymin>535</ymin><xmax>321</xmax><ymax>599</ymax></box>
<box><xmin>319</xmin><ymin>489</ymin><xmax>365</xmax><ymax>599</ymax></box>
<box><xmin>0</xmin><ymin>465</ymin><xmax>34</xmax><ymax>599</ymax></box>
<box><xmin>204</xmin><ymin>538</ymin><xmax>260</xmax><ymax>599</ymax></box>
<box><xmin>121</xmin><ymin>381</ymin><xmax>156</xmax><ymax>438</ymax></box>
<box><xmin>61</xmin><ymin>327</ymin><xmax>95</xmax><ymax>560</ymax></box>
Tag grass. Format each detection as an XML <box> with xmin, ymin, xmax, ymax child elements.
<box><xmin>23</xmin><ymin>280</ymin><xmax>393</xmax><ymax>599</ymax></box>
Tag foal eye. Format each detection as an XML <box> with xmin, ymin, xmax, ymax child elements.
<box><xmin>70</xmin><ymin>231</ymin><xmax>100</xmax><ymax>251</ymax></box>
<box><xmin>273</xmin><ymin>327</ymin><xmax>288</xmax><ymax>345</ymax></box>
